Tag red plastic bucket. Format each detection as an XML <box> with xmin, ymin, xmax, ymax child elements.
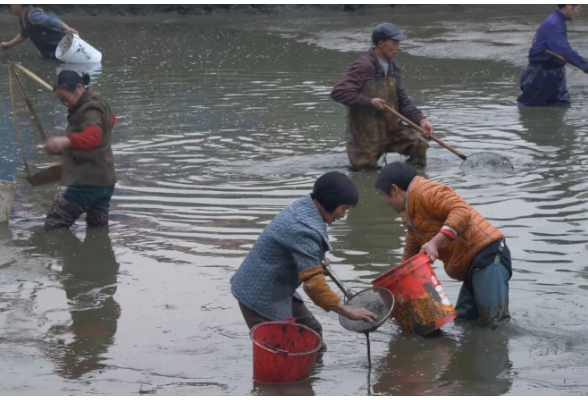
<box><xmin>372</xmin><ymin>252</ymin><xmax>456</xmax><ymax>336</ymax></box>
<box><xmin>250</xmin><ymin>317</ymin><xmax>321</xmax><ymax>383</ymax></box>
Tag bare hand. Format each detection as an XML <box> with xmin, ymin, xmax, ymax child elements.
<box><xmin>44</xmin><ymin>137</ymin><xmax>70</xmax><ymax>155</ymax></box>
<box><xmin>421</xmin><ymin>241</ymin><xmax>439</xmax><ymax>262</ymax></box>
<box><xmin>370</xmin><ymin>97</ymin><xmax>386</xmax><ymax>111</ymax></box>
<box><xmin>419</xmin><ymin>119</ymin><xmax>433</xmax><ymax>140</ymax></box>
<box><xmin>0</xmin><ymin>42</ymin><xmax>10</xmax><ymax>50</ymax></box>
<box><xmin>63</xmin><ymin>25</ymin><xmax>79</xmax><ymax>35</ymax></box>
<box><xmin>400</xmin><ymin>211</ymin><xmax>409</xmax><ymax>227</ymax></box>
<box><xmin>321</xmin><ymin>258</ymin><xmax>330</xmax><ymax>268</ymax></box>
<box><xmin>345</xmin><ymin>308</ymin><xmax>379</xmax><ymax>325</ymax></box>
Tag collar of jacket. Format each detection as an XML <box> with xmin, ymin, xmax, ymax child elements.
<box><xmin>288</xmin><ymin>194</ymin><xmax>332</xmax><ymax>251</ymax></box>
<box><xmin>404</xmin><ymin>177</ymin><xmax>427</xmax><ymax>242</ymax></box>
<box><xmin>69</xmin><ymin>89</ymin><xmax>93</xmax><ymax>115</ymax></box>
<box><xmin>554</xmin><ymin>9</ymin><xmax>567</xmax><ymax>23</ymax></box>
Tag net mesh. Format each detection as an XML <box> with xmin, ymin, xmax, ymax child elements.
<box><xmin>339</xmin><ymin>287</ymin><xmax>394</xmax><ymax>334</ymax></box>
<box><xmin>461</xmin><ymin>153</ymin><xmax>514</xmax><ymax>172</ymax></box>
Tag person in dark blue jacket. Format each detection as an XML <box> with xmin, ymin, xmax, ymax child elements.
<box><xmin>517</xmin><ymin>5</ymin><xmax>588</xmax><ymax>107</ymax></box>
<box><xmin>0</xmin><ymin>5</ymin><xmax>78</xmax><ymax>59</ymax></box>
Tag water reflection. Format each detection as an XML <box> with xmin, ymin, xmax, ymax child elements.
<box><xmin>1</xmin><ymin>5</ymin><xmax>588</xmax><ymax>395</ymax></box>
<box><xmin>55</xmin><ymin>63</ymin><xmax>103</xmax><ymax>86</ymax></box>
<box><xmin>517</xmin><ymin>107</ymin><xmax>575</xmax><ymax>153</ymax></box>
<box><xmin>0</xmin><ymin>224</ymin><xmax>11</xmax><ymax>241</ymax></box>
<box><xmin>29</xmin><ymin>228</ymin><xmax>120</xmax><ymax>379</ymax></box>
<box><xmin>252</xmin><ymin>379</ymin><xmax>316</xmax><ymax>396</ymax></box>
<box><xmin>373</xmin><ymin>327</ymin><xmax>511</xmax><ymax>395</ymax></box>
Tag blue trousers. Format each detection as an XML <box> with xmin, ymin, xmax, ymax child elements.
<box><xmin>517</xmin><ymin>64</ymin><xmax>570</xmax><ymax>107</ymax></box>
<box><xmin>45</xmin><ymin>185</ymin><xmax>115</xmax><ymax>231</ymax></box>
<box><xmin>455</xmin><ymin>240</ymin><xmax>512</xmax><ymax>328</ymax></box>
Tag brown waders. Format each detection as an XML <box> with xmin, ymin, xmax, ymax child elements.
<box><xmin>347</xmin><ymin>78</ymin><xmax>428</xmax><ymax>170</ymax></box>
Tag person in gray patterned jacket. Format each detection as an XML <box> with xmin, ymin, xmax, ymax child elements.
<box><xmin>231</xmin><ymin>172</ymin><xmax>377</xmax><ymax>346</ymax></box>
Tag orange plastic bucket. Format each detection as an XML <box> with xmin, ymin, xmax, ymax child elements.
<box><xmin>372</xmin><ymin>252</ymin><xmax>456</xmax><ymax>336</ymax></box>
<box><xmin>250</xmin><ymin>317</ymin><xmax>321</xmax><ymax>383</ymax></box>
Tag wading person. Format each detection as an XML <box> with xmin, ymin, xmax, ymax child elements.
<box><xmin>518</xmin><ymin>4</ymin><xmax>588</xmax><ymax>107</ymax></box>
<box><xmin>331</xmin><ymin>23</ymin><xmax>433</xmax><ymax>170</ymax></box>
<box><xmin>43</xmin><ymin>70</ymin><xmax>116</xmax><ymax>230</ymax></box>
<box><xmin>0</xmin><ymin>5</ymin><xmax>78</xmax><ymax>59</ymax></box>
<box><xmin>231</xmin><ymin>172</ymin><xmax>378</xmax><ymax>346</ymax></box>
<box><xmin>376</xmin><ymin>162</ymin><xmax>512</xmax><ymax>328</ymax></box>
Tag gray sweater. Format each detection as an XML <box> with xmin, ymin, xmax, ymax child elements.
<box><xmin>231</xmin><ymin>194</ymin><xmax>331</xmax><ymax>321</ymax></box>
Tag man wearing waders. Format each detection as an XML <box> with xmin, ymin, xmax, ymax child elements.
<box><xmin>0</xmin><ymin>5</ymin><xmax>78</xmax><ymax>59</ymax></box>
<box><xmin>331</xmin><ymin>23</ymin><xmax>433</xmax><ymax>170</ymax></box>
<box><xmin>517</xmin><ymin>5</ymin><xmax>588</xmax><ymax>107</ymax></box>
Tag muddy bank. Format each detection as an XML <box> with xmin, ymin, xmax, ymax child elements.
<box><xmin>0</xmin><ymin>4</ymin><xmax>409</xmax><ymax>16</ymax></box>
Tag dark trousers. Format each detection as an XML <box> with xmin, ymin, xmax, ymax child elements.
<box><xmin>455</xmin><ymin>240</ymin><xmax>512</xmax><ymax>328</ymax></box>
<box><xmin>238</xmin><ymin>299</ymin><xmax>323</xmax><ymax>338</ymax></box>
<box><xmin>45</xmin><ymin>185</ymin><xmax>115</xmax><ymax>231</ymax></box>
<box><xmin>517</xmin><ymin>64</ymin><xmax>570</xmax><ymax>107</ymax></box>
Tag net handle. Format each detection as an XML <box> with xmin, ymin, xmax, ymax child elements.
<box><xmin>323</xmin><ymin>265</ymin><xmax>355</xmax><ymax>299</ymax></box>
<box><xmin>12</xmin><ymin>63</ymin><xmax>53</xmax><ymax>91</ymax></box>
<box><xmin>8</xmin><ymin>65</ymin><xmax>31</xmax><ymax>176</ymax></box>
<box><xmin>11</xmin><ymin>66</ymin><xmax>47</xmax><ymax>141</ymax></box>
<box><xmin>383</xmin><ymin>104</ymin><xmax>468</xmax><ymax>161</ymax></box>
<box><xmin>546</xmin><ymin>50</ymin><xmax>568</xmax><ymax>64</ymax></box>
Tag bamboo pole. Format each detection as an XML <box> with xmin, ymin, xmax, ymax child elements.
<box><xmin>11</xmin><ymin>66</ymin><xmax>47</xmax><ymax>141</ymax></box>
<box><xmin>8</xmin><ymin>65</ymin><xmax>31</xmax><ymax>176</ymax></box>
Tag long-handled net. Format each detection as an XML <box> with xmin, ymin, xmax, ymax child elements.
<box><xmin>8</xmin><ymin>64</ymin><xmax>62</xmax><ymax>186</ymax></box>
<box><xmin>383</xmin><ymin>105</ymin><xmax>514</xmax><ymax>172</ymax></box>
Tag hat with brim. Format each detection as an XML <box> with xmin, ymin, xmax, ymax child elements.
<box><xmin>372</xmin><ymin>23</ymin><xmax>407</xmax><ymax>44</ymax></box>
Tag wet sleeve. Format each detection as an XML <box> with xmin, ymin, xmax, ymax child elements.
<box><xmin>299</xmin><ymin>266</ymin><xmax>341</xmax><ymax>311</ymax></box>
<box><xmin>547</xmin><ymin>21</ymin><xmax>588</xmax><ymax>73</ymax></box>
<box><xmin>331</xmin><ymin>60</ymin><xmax>373</xmax><ymax>108</ymax></box>
<box><xmin>30</xmin><ymin>9</ymin><xmax>65</xmax><ymax>31</ymax></box>
<box><xmin>396</xmin><ymin>67</ymin><xmax>425</xmax><ymax>125</ymax></box>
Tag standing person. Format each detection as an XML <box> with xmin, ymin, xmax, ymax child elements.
<box><xmin>0</xmin><ymin>5</ymin><xmax>78</xmax><ymax>59</ymax></box>
<box><xmin>518</xmin><ymin>5</ymin><xmax>588</xmax><ymax>107</ymax></box>
<box><xmin>331</xmin><ymin>23</ymin><xmax>433</xmax><ymax>170</ymax></box>
<box><xmin>43</xmin><ymin>70</ymin><xmax>116</xmax><ymax>230</ymax></box>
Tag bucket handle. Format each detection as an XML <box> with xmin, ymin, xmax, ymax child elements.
<box><xmin>252</xmin><ymin>318</ymin><xmax>296</xmax><ymax>356</ymax></box>
<box><xmin>250</xmin><ymin>319</ymin><xmax>322</xmax><ymax>356</ymax></box>
<box><xmin>251</xmin><ymin>338</ymin><xmax>291</xmax><ymax>356</ymax></box>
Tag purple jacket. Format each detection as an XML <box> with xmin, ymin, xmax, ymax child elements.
<box><xmin>331</xmin><ymin>48</ymin><xmax>425</xmax><ymax>125</ymax></box>
<box><xmin>528</xmin><ymin>10</ymin><xmax>588</xmax><ymax>72</ymax></box>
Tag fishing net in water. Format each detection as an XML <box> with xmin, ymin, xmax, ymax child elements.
<box><xmin>461</xmin><ymin>153</ymin><xmax>514</xmax><ymax>172</ymax></box>
<box><xmin>339</xmin><ymin>287</ymin><xmax>394</xmax><ymax>334</ymax></box>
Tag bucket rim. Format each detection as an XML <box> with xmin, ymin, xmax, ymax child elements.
<box><xmin>250</xmin><ymin>320</ymin><xmax>322</xmax><ymax>357</ymax></box>
<box><xmin>372</xmin><ymin>252</ymin><xmax>431</xmax><ymax>287</ymax></box>
<box><xmin>56</xmin><ymin>33</ymin><xmax>102</xmax><ymax>64</ymax></box>
<box><xmin>55</xmin><ymin>33</ymin><xmax>77</xmax><ymax>59</ymax></box>
<box><xmin>340</xmin><ymin>286</ymin><xmax>395</xmax><ymax>333</ymax></box>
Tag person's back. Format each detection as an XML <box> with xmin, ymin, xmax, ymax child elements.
<box><xmin>231</xmin><ymin>197</ymin><xmax>329</xmax><ymax>321</ymax></box>
<box><xmin>20</xmin><ymin>6</ymin><xmax>66</xmax><ymax>58</ymax></box>
<box><xmin>230</xmin><ymin>173</ymin><xmax>378</xmax><ymax>343</ymax></box>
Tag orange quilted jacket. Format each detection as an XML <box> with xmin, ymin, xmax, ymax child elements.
<box><xmin>402</xmin><ymin>177</ymin><xmax>504</xmax><ymax>281</ymax></box>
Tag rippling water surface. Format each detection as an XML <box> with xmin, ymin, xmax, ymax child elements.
<box><xmin>1</xmin><ymin>5</ymin><xmax>588</xmax><ymax>395</ymax></box>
